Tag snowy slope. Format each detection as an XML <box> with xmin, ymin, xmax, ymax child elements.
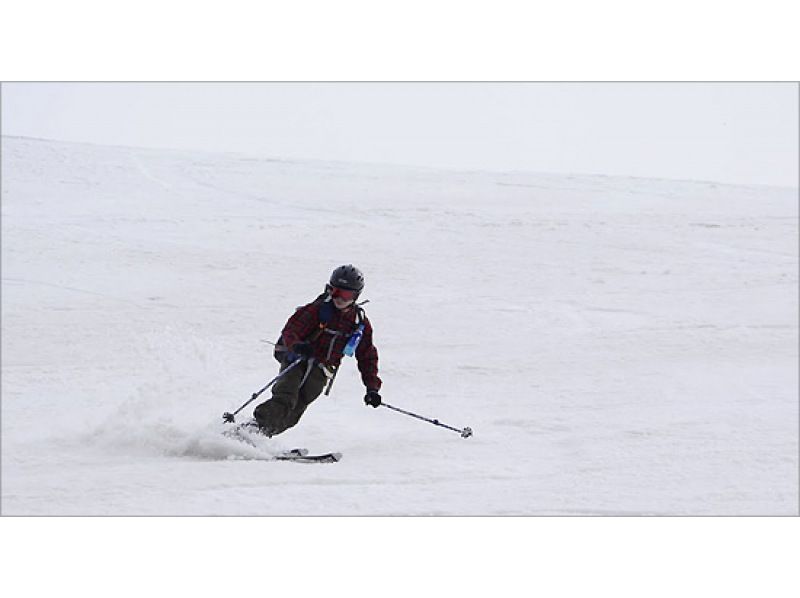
<box><xmin>1</xmin><ymin>136</ymin><xmax>797</xmax><ymax>515</ymax></box>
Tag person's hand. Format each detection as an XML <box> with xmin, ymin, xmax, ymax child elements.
<box><xmin>364</xmin><ymin>390</ymin><xmax>382</xmax><ymax>408</ymax></box>
<box><xmin>290</xmin><ymin>341</ymin><xmax>313</xmax><ymax>360</ymax></box>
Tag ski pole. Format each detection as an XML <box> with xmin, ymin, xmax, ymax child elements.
<box><xmin>380</xmin><ymin>402</ymin><xmax>473</xmax><ymax>438</ymax></box>
<box><xmin>222</xmin><ymin>358</ymin><xmax>304</xmax><ymax>423</ymax></box>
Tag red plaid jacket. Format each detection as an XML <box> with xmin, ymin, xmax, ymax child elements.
<box><xmin>281</xmin><ymin>299</ymin><xmax>381</xmax><ymax>391</ymax></box>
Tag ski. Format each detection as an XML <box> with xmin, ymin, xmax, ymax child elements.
<box><xmin>272</xmin><ymin>452</ymin><xmax>342</xmax><ymax>463</ymax></box>
<box><xmin>275</xmin><ymin>448</ymin><xmax>310</xmax><ymax>458</ymax></box>
<box><xmin>222</xmin><ymin>422</ymin><xmax>339</xmax><ymax>462</ymax></box>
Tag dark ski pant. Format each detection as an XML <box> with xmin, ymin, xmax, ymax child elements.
<box><xmin>253</xmin><ymin>361</ymin><xmax>328</xmax><ymax>436</ymax></box>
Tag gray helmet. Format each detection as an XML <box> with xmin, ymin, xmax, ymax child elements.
<box><xmin>328</xmin><ymin>264</ymin><xmax>365</xmax><ymax>292</ymax></box>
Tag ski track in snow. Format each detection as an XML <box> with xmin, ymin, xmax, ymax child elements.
<box><xmin>1</xmin><ymin>136</ymin><xmax>798</xmax><ymax>515</ymax></box>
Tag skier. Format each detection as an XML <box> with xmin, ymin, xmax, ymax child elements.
<box><xmin>251</xmin><ymin>264</ymin><xmax>382</xmax><ymax>437</ymax></box>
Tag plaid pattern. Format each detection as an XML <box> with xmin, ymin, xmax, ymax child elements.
<box><xmin>282</xmin><ymin>300</ymin><xmax>381</xmax><ymax>391</ymax></box>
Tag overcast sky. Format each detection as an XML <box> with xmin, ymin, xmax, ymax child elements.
<box><xmin>2</xmin><ymin>82</ymin><xmax>797</xmax><ymax>187</ymax></box>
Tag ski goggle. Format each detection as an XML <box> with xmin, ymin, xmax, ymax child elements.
<box><xmin>330</xmin><ymin>286</ymin><xmax>358</xmax><ymax>301</ymax></box>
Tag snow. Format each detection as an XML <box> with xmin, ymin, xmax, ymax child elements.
<box><xmin>1</xmin><ymin>135</ymin><xmax>797</xmax><ymax>515</ymax></box>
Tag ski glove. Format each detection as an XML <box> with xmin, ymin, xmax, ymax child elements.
<box><xmin>289</xmin><ymin>341</ymin><xmax>313</xmax><ymax>360</ymax></box>
<box><xmin>364</xmin><ymin>390</ymin><xmax>382</xmax><ymax>408</ymax></box>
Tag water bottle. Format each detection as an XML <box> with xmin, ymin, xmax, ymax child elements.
<box><xmin>343</xmin><ymin>323</ymin><xmax>365</xmax><ymax>357</ymax></box>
